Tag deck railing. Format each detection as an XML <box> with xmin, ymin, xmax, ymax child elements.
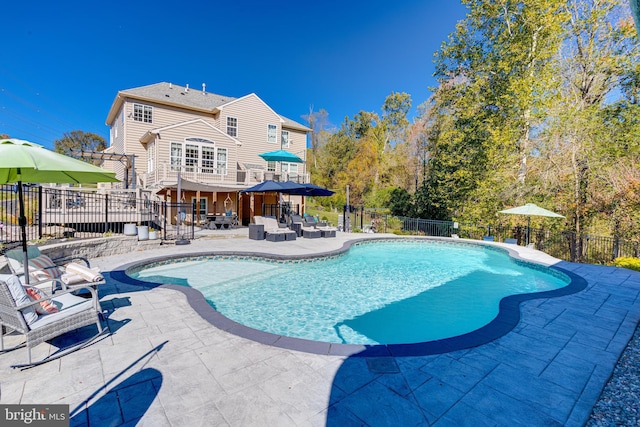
<box><xmin>0</xmin><ymin>185</ymin><xmax>174</xmax><ymax>246</ymax></box>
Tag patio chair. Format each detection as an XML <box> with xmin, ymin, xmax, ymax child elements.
<box><xmin>0</xmin><ymin>274</ymin><xmax>104</xmax><ymax>368</ymax></box>
<box><xmin>261</xmin><ymin>216</ymin><xmax>296</xmax><ymax>241</ymax></box>
<box><xmin>291</xmin><ymin>215</ymin><xmax>321</xmax><ymax>239</ymax></box>
<box><xmin>315</xmin><ymin>221</ymin><xmax>338</xmax><ymax>238</ymax></box>
<box><xmin>4</xmin><ymin>247</ymin><xmax>94</xmax><ymax>294</ymax></box>
<box><xmin>504</xmin><ymin>238</ymin><xmax>518</xmax><ymax>244</ymax></box>
<box><xmin>482</xmin><ymin>236</ymin><xmax>495</xmax><ymax>242</ymax></box>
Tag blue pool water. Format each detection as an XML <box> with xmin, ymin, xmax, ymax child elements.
<box><xmin>130</xmin><ymin>240</ymin><xmax>569</xmax><ymax>345</ymax></box>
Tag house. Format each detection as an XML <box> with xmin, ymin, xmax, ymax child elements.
<box><xmin>104</xmin><ymin>82</ymin><xmax>311</xmax><ymax>225</ymax></box>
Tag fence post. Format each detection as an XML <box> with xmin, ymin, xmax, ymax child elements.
<box><xmin>37</xmin><ymin>186</ymin><xmax>43</xmax><ymax>239</ymax></box>
<box><xmin>162</xmin><ymin>201</ymin><xmax>167</xmax><ymax>240</ymax></box>
<box><xmin>104</xmin><ymin>194</ymin><xmax>109</xmax><ymax>234</ymax></box>
<box><xmin>192</xmin><ymin>200</ymin><xmax>196</xmax><ymax>239</ymax></box>
<box><xmin>612</xmin><ymin>236</ymin><xmax>619</xmax><ymax>261</ymax></box>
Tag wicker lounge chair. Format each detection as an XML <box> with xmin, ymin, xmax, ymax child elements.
<box><xmin>0</xmin><ymin>275</ymin><xmax>104</xmax><ymax>368</ymax></box>
<box><xmin>4</xmin><ymin>247</ymin><xmax>96</xmax><ymax>294</ymax></box>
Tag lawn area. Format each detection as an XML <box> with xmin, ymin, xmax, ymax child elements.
<box><xmin>304</xmin><ymin>201</ymin><xmax>340</xmax><ymax>226</ymax></box>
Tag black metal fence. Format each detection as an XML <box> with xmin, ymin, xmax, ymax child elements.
<box><xmin>342</xmin><ymin>209</ymin><xmax>638</xmax><ymax>265</ymax></box>
<box><xmin>0</xmin><ymin>185</ymin><xmax>195</xmax><ymax>247</ymax></box>
<box><xmin>262</xmin><ymin>203</ymin><xmax>300</xmax><ymax>221</ymax></box>
<box><xmin>163</xmin><ymin>202</ymin><xmax>195</xmax><ymax>241</ymax></box>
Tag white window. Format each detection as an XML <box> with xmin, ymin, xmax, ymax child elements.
<box><xmin>133</xmin><ymin>104</ymin><xmax>153</xmax><ymax>123</ymax></box>
<box><xmin>217</xmin><ymin>148</ymin><xmax>228</xmax><ymax>174</ymax></box>
<box><xmin>192</xmin><ymin>197</ymin><xmax>207</xmax><ymax>219</ymax></box>
<box><xmin>267</xmin><ymin>161</ymin><xmax>276</xmax><ymax>172</ymax></box>
<box><xmin>281</xmin><ymin>130</ymin><xmax>289</xmax><ymax>148</ymax></box>
<box><xmin>170</xmin><ymin>143</ymin><xmax>182</xmax><ymax>172</ymax></box>
<box><xmin>202</xmin><ymin>146</ymin><xmax>216</xmax><ymax>173</ymax></box>
<box><xmin>226</xmin><ymin>117</ymin><xmax>237</xmax><ymax>137</ymax></box>
<box><xmin>267</xmin><ymin>124</ymin><xmax>277</xmax><ymax>143</ymax></box>
<box><xmin>185</xmin><ymin>144</ymin><xmax>198</xmax><ymax>172</ymax></box>
<box><xmin>171</xmin><ymin>139</ymin><xmax>227</xmax><ymax>175</ymax></box>
<box><xmin>282</xmin><ymin>162</ymin><xmax>298</xmax><ymax>179</ymax></box>
<box><xmin>147</xmin><ymin>142</ymin><xmax>155</xmax><ymax>172</ymax></box>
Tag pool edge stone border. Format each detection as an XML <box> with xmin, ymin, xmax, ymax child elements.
<box><xmin>110</xmin><ymin>236</ymin><xmax>588</xmax><ymax>357</ymax></box>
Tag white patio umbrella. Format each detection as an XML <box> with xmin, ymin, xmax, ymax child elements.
<box><xmin>499</xmin><ymin>203</ymin><xmax>565</xmax><ymax>245</ymax></box>
<box><xmin>0</xmin><ymin>139</ymin><xmax>119</xmax><ymax>284</ymax></box>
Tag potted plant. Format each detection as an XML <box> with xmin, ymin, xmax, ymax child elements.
<box><xmin>148</xmin><ymin>227</ymin><xmax>157</xmax><ymax>240</ymax></box>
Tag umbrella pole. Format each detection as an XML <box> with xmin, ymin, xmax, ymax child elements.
<box><xmin>526</xmin><ymin>216</ymin><xmax>531</xmax><ymax>246</ymax></box>
<box><xmin>17</xmin><ymin>179</ymin><xmax>30</xmax><ymax>285</ymax></box>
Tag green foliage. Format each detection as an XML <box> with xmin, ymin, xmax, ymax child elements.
<box><xmin>612</xmin><ymin>257</ymin><xmax>640</xmax><ymax>272</ymax></box>
<box><xmin>388</xmin><ymin>188</ymin><xmax>412</xmax><ymax>216</ymax></box>
<box><xmin>308</xmin><ymin>0</ymin><xmax>640</xmax><ymax>245</ymax></box>
<box><xmin>54</xmin><ymin>131</ymin><xmax>107</xmax><ymax>165</ymax></box>
<box><xmin>411</xmin><ymin>182</ymin><xmax>450</xmax><ymax>221</ymax></box>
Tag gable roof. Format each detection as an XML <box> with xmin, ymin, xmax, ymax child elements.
<box><xmin>106</xmin><ymin>82</ymin><xmax>235</xmax><ymax>124</ymax></box>
<box><xmin>280</xmin><ymin>114</ymin><xmax>312</xmax><ymax>132</ymax></box>
<box><xmin>139</xmin><ymin>118</ymin><xmax>242</xmax><ymax>145</ymax></box>
<box><xmin>106</xmin><ymin>82</ymin><xmax>311</xmax><ymax>132</ymax></box>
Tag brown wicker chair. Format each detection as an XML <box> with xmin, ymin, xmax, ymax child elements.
<box><xmin>0</xmin><ymin>276</ymin><xmax>104</xmax><ymax>368</ymax></box>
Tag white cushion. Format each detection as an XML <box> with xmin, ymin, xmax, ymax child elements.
<box><xmin>28</xmin><ymin>296</ymin><xmax>93</xmax><ymax>330</ymax></box>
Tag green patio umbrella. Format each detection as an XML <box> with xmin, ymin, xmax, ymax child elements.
<box><xmin>499</xmin><ymin>203</ymin><xmax>565</xmax><ymax>245</ymax></box>
<box><xmin>0</xmin><ymin>139</ymin><xmax>119</xmax><ymax>284</ymax></box>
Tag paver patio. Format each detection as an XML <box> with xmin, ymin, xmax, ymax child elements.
<box><xmin>1</xmin><ymin>231</ymin><xmax>639</xmax><ymax>426</ymax></box>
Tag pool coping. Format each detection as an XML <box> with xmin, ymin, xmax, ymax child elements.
<box><xmin>110</xmin><ymin>236</ymin><xmax>588</xmax><ymax>357</ymax></box>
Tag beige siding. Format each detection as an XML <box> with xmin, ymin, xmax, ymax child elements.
<box><xmin>221</xmin><ymin>94</ymin><xmax>306</xmax><ymax>173</ymax></box>
<box><xmin>152</xmin><ymin>120</ymin><xmax>239</xmax><ymax>186</ymax></box>
<box><xmin>108</xmin><ymin>89</ymin><xmax>309</xmax><ymax>189</ymax></box>
<box><xmin>107</xmin><ymin>108</ymin><xmax>126</xmax><ymax>184</ymax></box>
<box><xmin>122</xmin><ymin>99</ymin><xmax>217</xmax><ymax>176</ymax></box>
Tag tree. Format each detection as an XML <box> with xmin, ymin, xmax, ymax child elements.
<box><xmin>537</xmin><ymin>0</ymin><xmax>639</xmax><ymax>249</ymax></box>
<box><xmin>302</xmin><ymin>107</ymin><xmax>331</xmax><ymax>168</ymax></box>
<box><xmin>54</xmin><ymin>131</ymin><xmax>107</xmax><ymax>159</ymax></box>
<box><xmin>388</xmin><ymin>188</ymin><xmax>412</xmax><ymax>216</ymax></box>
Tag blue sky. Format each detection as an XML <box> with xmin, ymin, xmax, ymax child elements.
<box><xmin>1</xmin><ymin>1</ymin><xmax>468</xmax><ymax>150</ymax></box>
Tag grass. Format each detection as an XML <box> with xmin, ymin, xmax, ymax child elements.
<box><xmin>304</xmin><ymin>201</ymin><xmax>340</xmax><ymax>226</ymax></box>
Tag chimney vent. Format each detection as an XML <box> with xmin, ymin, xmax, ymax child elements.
<box><xmin>169</xmin><ymin>83</ymin><xmax>172</xmax><ymax>89</ymax></box>
<box><xmin>185</xmin><ymin>84</ymin><xmax>189</xmax><ymax>92</ymax></box>
<box><xmin>202</xmin><ymin>83</ymin><xmax>206</xmax><ymax>94</ymax></box>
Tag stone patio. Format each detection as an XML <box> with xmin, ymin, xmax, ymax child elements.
<box><xmin>1</xmin><ymin>231</ymin><xmax>639</xmax><ymax>426</ymax></box>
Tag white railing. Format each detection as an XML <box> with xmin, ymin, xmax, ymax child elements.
<box><xmin>142</xmin><ymin>163</ymin><xmax>310</xmax><ymax>188</ymax></box>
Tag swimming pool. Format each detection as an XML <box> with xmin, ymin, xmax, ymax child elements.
<box><xmin>128</xmin><ymin>240</ymin><xmax>572</xmax><ymax>346</ymax></box>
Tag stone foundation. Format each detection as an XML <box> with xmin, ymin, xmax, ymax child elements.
<box><xmin>39</xmin><ymin>236</ymin><xmax>163</xmax><ymax>261</ymax></box>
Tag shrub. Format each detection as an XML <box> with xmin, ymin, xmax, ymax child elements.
<box><xmin>612</xmin><ymin>257</ymin><xmax>640</xmax><ymax>272</ymax></box>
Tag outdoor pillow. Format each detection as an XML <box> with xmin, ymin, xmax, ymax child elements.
<box><xmin>28</xmin><ymin>255</ymin><xmax>63</xmax><ymax>282</ymax></box>
<box><xmin>4</xmin><ymin>275</ymin><xmax>38</xmax><ymax>325</ymax></box>
<box><xmin>25</xmin><ymin>287</ymin><xmax>59</xmax><ymax>315</ymax></box>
